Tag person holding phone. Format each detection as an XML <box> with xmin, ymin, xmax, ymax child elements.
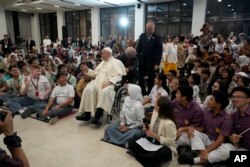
<box><xmin>127</xmin><ymin>96</ymin><xmax>177</xmax><ymax>167</ymax></box>
<box><xmin>0</xmin><ymin>110</ymin><xmax>29</xmax><ymax>167</ymax></box>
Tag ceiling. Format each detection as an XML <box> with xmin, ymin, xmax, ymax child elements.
<box><xmin>0</xmin><ymin>0</ymin><xmax>175</xmax><ymax>13</ymax></box>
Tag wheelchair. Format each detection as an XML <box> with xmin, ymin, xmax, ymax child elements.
<box><xmin>106</xmin><ymin>82</ymin><xmax>128</xmax><ymax>123</ymax></box>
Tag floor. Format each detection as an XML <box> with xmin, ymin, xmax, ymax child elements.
<box><xmin>0</xmin><ymin>114</ymin><xmax>203</xmax><ymax>167</ymax></box>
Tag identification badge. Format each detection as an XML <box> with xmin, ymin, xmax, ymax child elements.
<box><xmin>184</xmin><ymin>120</ymin><xmax>189</xmax><ymax>125</ymax></box>
<box><xmin>5</xmin><ymin>45</ymin><xmax>7</xmax><ymax>48</ymax></box>
<box><xmin>215</xmin><ymin>127</ymin><xmax>221</xmax><ymax>134</ymax></box>
<box><xmin>35</xmin><ymin>91</ymin><xmax>39</xmax><ymax>97</ymax></box>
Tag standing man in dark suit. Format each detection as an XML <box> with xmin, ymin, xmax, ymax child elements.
<box><xmin>26</xmin><ymin>37</ymin><xmax>36</xmax><ymax>53</ymax></box>
<box><xmin>0</xmin><ymin>34</ymin><xmax>13</xmax><ymax>56</ymax></box>
<box><xmin>136</xmin><ymin>21</ymin><xmax>163</xmax><ymax>95</ymax></box>
<box><xmin>79</xmin><ymin>35</ymin><xmax>88</xmax><ymax>49</ymax></box>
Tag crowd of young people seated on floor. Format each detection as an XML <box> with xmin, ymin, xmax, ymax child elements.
<box><xmin>0</xmin><ymin>22</ymin><xmax>250</xmax><ymax>166</ymax></box>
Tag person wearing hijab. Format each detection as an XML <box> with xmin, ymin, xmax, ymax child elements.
<box><xmin>54</xmin><ymin>57</ymin><xmax>62</xmax><ymax>69</ymax></box>
<box><xmin>103</xmin><ymin>84</ymin><xmax>145</xmax><ymax>146</ymax></box>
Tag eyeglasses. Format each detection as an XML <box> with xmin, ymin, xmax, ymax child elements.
<box><xmin>230</xmin><ymin>96</ymin><xmax>248</xmax><ymax>99</ymax></box>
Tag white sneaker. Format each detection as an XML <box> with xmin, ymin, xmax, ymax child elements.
<box><xmin>49</xmin><ymin>116</ymin><xmax>59</xmax><ymax>125</ymax></box>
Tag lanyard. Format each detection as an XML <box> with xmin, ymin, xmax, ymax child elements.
<box><xmin>30</xmin><ymin>77</ymin><xmax>39</xmax><ymax>90</ymax></box>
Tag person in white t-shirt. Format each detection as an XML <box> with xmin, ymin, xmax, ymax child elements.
<box><xmin>8</xmin><ymin>64</ymin><xmax>52</xmax><ymax>118</ymax></box>
<box><xmin>36</xmin><ymin>73</ymin><xmax>75</xmax><ymax>125</ymax></box>
<box><xmin>43</xmin><ymin>35</ymin><xmax>52</xmax><ymax>52</ymax></box>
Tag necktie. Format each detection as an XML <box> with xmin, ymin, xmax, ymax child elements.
<box><xmin>147</xmin><ymin>34</ymin><xmax>150</xmax><ymax>41</ymax></box>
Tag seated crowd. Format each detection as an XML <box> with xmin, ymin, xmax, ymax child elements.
<box><xmin>0</xmin><ymin>22</ymin><xmax>250</xmax><ymax>167</ymax></box>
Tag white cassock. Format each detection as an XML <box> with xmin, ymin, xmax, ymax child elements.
<box><xmin>79</xmin><ymin>56</ymin><xmax>126</xmax><ymax>116</ymax></box>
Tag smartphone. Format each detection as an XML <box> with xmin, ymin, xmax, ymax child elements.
<box><xmin>0</xmin><ymin>111</ymin><xmax>7</xmax><ymax>121</ymax></box>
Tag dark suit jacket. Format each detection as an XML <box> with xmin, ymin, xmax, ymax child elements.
<box><xmin>117</xmin><ymin>54</ymin><xmax>139</xmax><ymax>83</ymax></box>
<box><xmin>79</xmin><ymin>40</ymin><xmax>88</xmax><ymax>48</ymax></box>
<box><xmin>62</xmin><ymin>39</ymin><xmax>74</xmax><ymax>48</ymax></box>
<box><xmin>26</xmin><ymin>40</ymin><xmax>36</xmax><ymax>50</ymax></box>
<box><xmin>0</xmin><ymin>39</ymin><xmax>13</xmax><ymax>54</ymax></box>
<box><xmin>136</xmin><ymin>32</ymin><xmax>163</xmax><ymax>68</ymax></box>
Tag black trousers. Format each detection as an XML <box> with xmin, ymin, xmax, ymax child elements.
<box><xmin>128</xmin><ymin>138</ymin><xmax>172</xmax><ymax>167</ymax></box>
<box><xmin>139</xmin><ymin>65</ymin><xmax>156</xmax><ymax>95</ymax></box>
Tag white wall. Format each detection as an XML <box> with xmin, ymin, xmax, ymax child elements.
<box><xmin>91</xmin><ymin>7</ymin><xmax>100</xmax><ymax>45</ymax></box>
<box><xmin>31</xmin><ymin>13</ymin><xmax>41</xmax><ymax>46</ymax></box>
<box><xmin>134</xmin><ymin>3</ymin><xmax>145</xmax><ymax>40</ymax></box>
<box><xmin>0</xmin><ymin>8</ymin><xmax>7</xmax><ymax>37</ymax></box>
<box><xmin>191</xmin><ymin>0</ymin><xmax>207</xmax><ymax>36</ymax></box>
<box><xmin>57</xmin><ymin>11</ymin><xmax>65</xmax><ymax>41</ymax></box>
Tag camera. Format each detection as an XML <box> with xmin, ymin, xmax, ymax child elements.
<box><xmin>0</xmin><ymin>110</ymin><xmax>7</xmax><ymax>121</ymax></box>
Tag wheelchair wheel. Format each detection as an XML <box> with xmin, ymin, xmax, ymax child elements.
<box><xmin>111</xmin><ymin>85</ymin><xmax>127</xmax><ymax>118</ymax></box>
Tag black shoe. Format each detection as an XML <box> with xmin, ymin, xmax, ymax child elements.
<box><xmin>91</xmin><ymin>117</ymin><xmax>102</xmax><ymax>125</ymax></box>
<box><xmin>21</xmin><ymin>108</ymin><xmax>34</xmax><ymax>119</ymax></box>
<box><xmin>75</xmin><ymin>112</ymin><xmax>91</xmax><ymax>121</ymax></box>
<box><xmin>91</xmin><ymin>108</ymin><xmax>103</xmax><ymax>125</ymax></box>
<box><xmin>126</xmin><ymin>150</ymin><xmax>134</xmax><ymax>157</ymax></box>
<box><xmin>177</xmin><ymin>146</ymin><xmax>191</xmax><ymax>156</ymax></box>
<box><xmin>178</xmin><ymin>150</ymin><xmax>198</xmax><ymax>165</ymax></box>
<box><xmin>0</xmin><ymin>100</ymin><xmax>4</xmax><ymax>106</ymax></box>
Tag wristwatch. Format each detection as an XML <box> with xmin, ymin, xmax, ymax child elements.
<box><xmin>3</xmin><ymin>132</ymin><xmax>22</xmax><ymax>151</ymax></box>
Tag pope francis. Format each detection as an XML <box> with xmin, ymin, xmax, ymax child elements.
<box><xmin>76</xmin><ymin>47</ymin><xmax>126</xmax><ymax>124</ymax></box>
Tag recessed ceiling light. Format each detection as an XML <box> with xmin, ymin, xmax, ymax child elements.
<box><xmin>207</xmin><ymin>11</ymin><xmax>211</xmax><ymax>14</ymax></box>
<box><xmin>231</xmin><ymin>9</ymin><xmax>234</xmax><ymax>11</ymax></box>
<box><xmin>36</xmin><ymin>7</ymin><xmax>42</xmax><ymax>10</ymax></box>
<box><xmin>217</xmin><ymin>0</ymin><xmax>222</xmax><ymax>2</ymax></box>
<box><xmin>227</xmin><ymin>4</ymin><xmax>231</xmax><ymax>7</ymax></box>
<box><xmin>233</xmin><ymin>12</ymin><xmax>237</xmax><ymax>15</ymax></box>
<box><xmin>21</xmin><ymin>9</ymin><xmax>27</xmax><ymax>12</ymax></box>
<box><xmin>182</xmin><ymin>3</ymin><xmax>187</xmax><ymax>6</ymax></box>
<box><xmin>54</xmin><ymin>5</ymin><xmax>60</xmax><ymax>8</ymax></box>
<box><xmin>75</xmin><ymin>3</ymin><xmax>80</xmax><ymax>6</ymax></box>
<box><xmin>176</xmin><ymin>9</ymin><xmax>180</xmax><ymax>12</ymax></box>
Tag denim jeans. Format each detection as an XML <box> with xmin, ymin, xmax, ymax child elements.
<box><xmin>8</xmin><ymin>96</ymin><xmax>46</xmax><ymax>114</ymax></box>
<box><xmin>0</xmin><ymin>93</ymin><xmax>19</xmax><ymax>105</ymax></box>
<box><xmin>36</xmin><ymin>104</ymin><xmax>73</xmax><ymax>118</ymax></box>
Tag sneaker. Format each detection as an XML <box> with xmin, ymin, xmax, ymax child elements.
<box><xmin>49</xmin><ymin>116</ymin><xmax>59</xmax><ymax>125</ymax></box>
<box><xmin>75</xmin><ymin>112</ymin><xmax>91</xmax><ymax>121</ymax></box>
<box><xmin>21</xmin><ymin>108</ymin><xmax>33</xmax><ymax>119</ymax></box>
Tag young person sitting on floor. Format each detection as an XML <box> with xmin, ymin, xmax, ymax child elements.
<box><xmin>178</xmin><ymin>91</ymin><xmax>235</xmax><ymax>165</ymax></box>
<box><xmin>103</xmin><ymin>84</ymin><xmax>144</xmax><ymax>146</ymax></box>
<box><xmin>230</xmin><ymin>86</ymin><xmax>250</xmax><ymax>151</ymax></box>
<box><xmin>35</xmin><ymin>72</ymin><xmax>75</xmax><ymax>125</ymax></box>
<box><xmin>0</xmin><ymin>65</ymin><xmax>22</xmax><ymax>106</ymax></box>
<box><xmin>7</xmin><ymin>64</ymin><xmax>51</xmax><ymax>118</ymax></box>
<box><xmin>143</xmin><ymin>73</ymin><xmax>169</xmax><ymax>113</ymax></box>
<box><xmin>127</xmin><ymin>96</ymin><xmax>177</xmax><ymax>167</ymax></box>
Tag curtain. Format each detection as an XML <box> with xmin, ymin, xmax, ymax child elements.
<box><xmin>5</xmin><ymin>11</ymin><xmax>15</xmax><ymax>44</ymax></box>
<box><xmin>18</xmin><ymin>12</ymin><xmax>32</xmax><ymax>47</ymax></box>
